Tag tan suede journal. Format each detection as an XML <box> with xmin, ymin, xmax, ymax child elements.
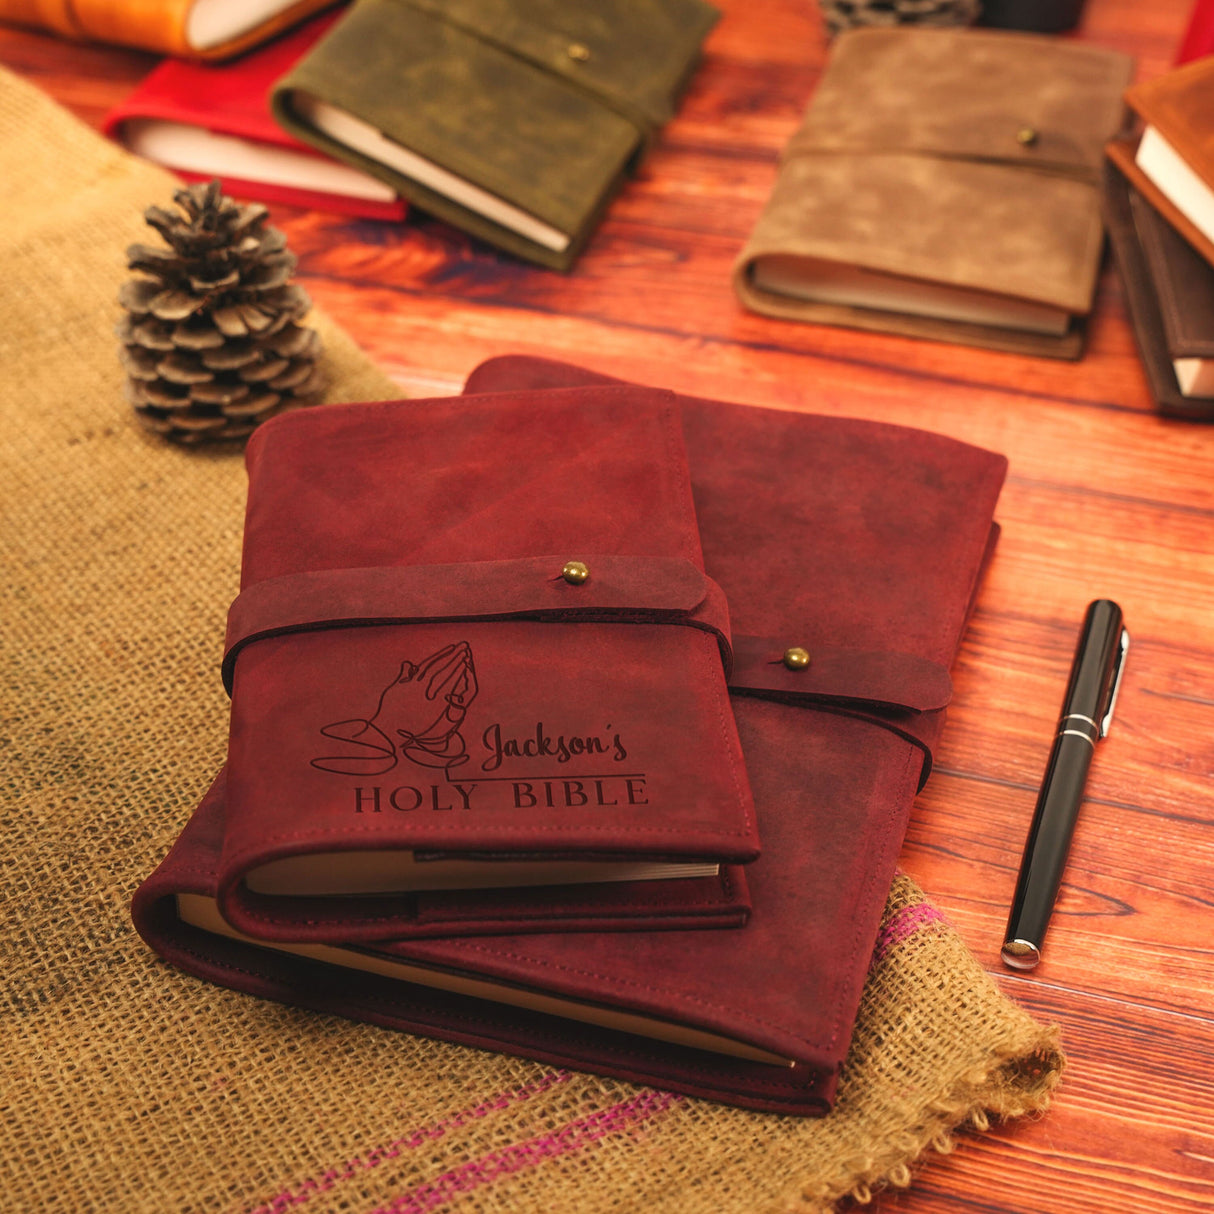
<box><xmin>734</xmin><ymin>28</ymin><xmax>1134</xmax><ymax>359</ymax></box>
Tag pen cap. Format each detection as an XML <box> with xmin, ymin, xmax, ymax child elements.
<box><xmin>1060</xmin><ymin>599</ymin><xmax>1125</xmax><ymax>737</ymax></box>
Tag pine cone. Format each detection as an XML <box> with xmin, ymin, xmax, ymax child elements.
<box><xmin>819</xmin><ymin>0</ymin><xmax>979</xmax><ymax>34</ymax></box>
<box><xmin>118</xmin><ymin>179</ymin><xmax>324</xmax><ymax>443</ymax></box>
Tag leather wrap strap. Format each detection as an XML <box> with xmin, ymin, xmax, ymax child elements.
<box><xmin>728</xmin><ymin>635</ymin><xmax>953</xmax><ymax>787</ymax></box>
<box><xmin>398</xmin><ymin>0</ymin><xmax>671</xmax><ymax>142</ymax></box>
<box><xmin>223</xmin><ymin>554</ymin><xmax>731</xmax><ymax>693</ymax></box>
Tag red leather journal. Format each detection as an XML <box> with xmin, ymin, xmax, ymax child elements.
<box><xmin>215</xmin><ymin>385</ymin><xmax>757</xmax><ymax>941</ymax></box>
<box><xmin>133</xmin><ymin>368</ymin><xmax>1007</xmax><ymax>1114</ymax></box>
<box><xmin>102</xmin><ymin>11</ymin><xmax>409</xmax><ymax>221</ymax></box>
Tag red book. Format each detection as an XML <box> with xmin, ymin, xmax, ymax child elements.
<box><xmin>197</xmin><ymin>385</ymin><xmax>758</xmax><ymax>943</ymax></box>
<box><xmin>132</xmin><ymin>368</ymin><xmax>1008</xmax><ymax>1115</ymax></box>
<box><xmin>1177</xmin><ymin>0</ymin><xmax>1214</xmax><ymax>64</ymax></box>
<box><xmin>103</xmin><ymin>9</ymin><xmax>407</xmax><ymax>221</ymax></box>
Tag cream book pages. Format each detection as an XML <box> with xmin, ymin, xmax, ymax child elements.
<box><xmin>123</xmin><ymin>118</ymin><xmax>397</xmax><ymax>201</ymax></box>
<box><xmin>294</xmin><ymin>95</ymin><xmax>571</xmax><ymax>252</ymax></box>
<box><xmin>751</xmin><ymin>255</ymin><xmax>1072</xmax><ymax>336</ymax></box>
<box><xmin>1136</xmin><ymin>124</ymin><xmax>1214</xmax><ymax>248</ymax></box>
<box><xmin>1174</xmin><ymin>356</ymin><xmax>1214</xmax><ymax>396</ymax></box>
<box><xmin>186</xmin><ymin>0</ymin><xmax>300</xmax><ymax>50</ymax></box>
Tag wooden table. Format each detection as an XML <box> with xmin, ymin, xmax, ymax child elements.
<box><xmin>3</xmin><ymin>2</ymin><xmax>1211</xmax><ymax>1211</ymax></box>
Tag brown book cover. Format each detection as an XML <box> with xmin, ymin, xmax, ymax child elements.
<box><xmin>734</xmin><ymin>27</ymin><xmax>1134</xmax><ymax>359</ymax></box>
<box><xmin>1102</xmin><ymin>156</ymin><xmax>1214</xmax><ymax>421</ymax></box>
<box><xmin>1111</xmin><ymin>56</ymin><xmax>1214</xmax><ymax>271</ymax></box>
<box><xmin>1130</xmin><ymin>183</ymin><xmax>1214</xmax><ymax>364</ymax></box>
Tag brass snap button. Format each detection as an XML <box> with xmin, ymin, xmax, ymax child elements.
<box><xmin>561</xmin><ymin>560</ymin><xmax>590</xmax><ymax>585</ymax></box>
<box><xmin>1017</xmin><ymin>127</ymin><xmax>1039</xmax><ymax>147</ymax></box>
<box><xmin>782</xmin><ymin>646</ymin><xmax>811</xmax><ymax>671</ymax></box>
<box><xmin>566</xmin><ymin>42</ymin><xmax>591</xmax><ymax>62</ymax></box>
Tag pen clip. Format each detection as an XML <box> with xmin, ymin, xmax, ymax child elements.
<box><xmin>1100</xmin><ymin>627</ymin><xmax>1130</xmax><ymax>738</ymax></box>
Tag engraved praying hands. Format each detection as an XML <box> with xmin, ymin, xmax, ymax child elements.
<box><xmin>311</xmin><ymin>641</ymin><xmax>479</xmax><ymax>777</ymax></box>
<box><xmin>378</xmin><ymin>641</ymin><xmax>479</xmax><ymax>767</ymax></box>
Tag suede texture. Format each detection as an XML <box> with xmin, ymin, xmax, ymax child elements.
<box><xmin>270</xmin><ymin>0</ymin><xmax>718</xmax><ymax>269</ymax></box>
<box><xmin>734</xmin><ymin>27</ymin><xmax>1134</xmax><ymax>359</ymax></box>
<box><xmin>222</xmin><ymin>554</ymin><xmax>732</xmax><ymax>692</ymax></box>
<box><xmin>133</xmin><ymin>363</ymin><xmax>1007</xmax><ymax>1114</ymax></box>
<box><xmin>219</xmin><ymin>386</ymin><xmax>756</xmax><ymax>942</ymax></box>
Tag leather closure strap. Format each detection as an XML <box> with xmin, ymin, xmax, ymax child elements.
<box><xmin>223</xmin><ymin>555</ymin><xmax>731</xmax><ymax>693</ymax></box>
<box><xmin>780</xmin><ymin>29</ymin><xmax>1131</xmax><ymax>186</ymax></box>
<box><xmin>398</xmin><ymin>0</ymin><xmax>666</xmax><ymax>146</ymax></box>
<box><xmin>728</xmin><ymin>635</ymin><xmax>953</xmax><ymax>786</ymax></box>
<box><xmin>782</xmin><ymin>145</ymin><xmax>1101</xmax><ymax>188</ymax></box>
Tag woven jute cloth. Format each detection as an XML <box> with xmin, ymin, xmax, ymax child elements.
<box><xmin>0</xmin><ymin>67</ymin><xmax>1062</xmax><ymax>1214</ymax></box>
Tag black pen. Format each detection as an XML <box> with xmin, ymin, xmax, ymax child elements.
<box><xmin>1001</xmin><ymin>600</ymin><xmax>1129</xmax><ymax>971</ymax></box>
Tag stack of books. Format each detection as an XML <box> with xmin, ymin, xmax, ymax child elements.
<box><xmin>131</xmin><ymin>362</ymin><xmax>1009</xmax><ymax>1115</ymax></box>
<box><xmin>93</xmin><ymin>0</ymin><xmax>719</xmax><ymax>266</ymax></box>
<box><xmin>1104</xmin><ymin>54</ymin><xmax>1214</xmax><ymax>420</ymax></box>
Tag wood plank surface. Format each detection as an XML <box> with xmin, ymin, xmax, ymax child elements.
<box><xmin>3</xmin><ymin>1</ymin><xmax>1211</xmax><ymax>1211</ymax></box>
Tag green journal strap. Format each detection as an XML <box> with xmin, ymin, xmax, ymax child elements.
<box><xmin>401</xmin><ymin>0</ymin><xmax>717</xmax><ymax>144</ymax></box>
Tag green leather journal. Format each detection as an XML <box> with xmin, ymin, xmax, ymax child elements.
<box><xmin>270</xmin><ymin>0</ymin><xmax>719</xmax><ymax>269</ymax></box>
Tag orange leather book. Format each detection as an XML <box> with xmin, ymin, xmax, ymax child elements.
<box><xmin>1108</xmin><ymin>56</ymin><xmax>1214</xmax><ymax>270</ymax></box>
<box><xmin>0</xmin><ymin>0</ymin><xmax>340</xmax><ymax>59</ymax></box>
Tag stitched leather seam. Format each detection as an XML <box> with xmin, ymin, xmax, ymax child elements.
<box><xmin>413</xmin><ymin>939</ymin><xmax>811</xmax><ymax>1050</ymax></box>
<box><xmin>661</xmin><ymin>400</ymin><xmax>755</xmax><ymax>839</ymax></box>
<box><xmin>783</xmin><ymin>145</ymin><xmax>1102</xmax><ymax>185</ymax></box>
<box><xmin>235</xmin><ymin>896</ymin><xmax>739</xmax><ymax>930</ymax></box>
<box><xmin>824</xmin><ymin>744</ymin><xmax>918</xmax><ymax>1051</ymax></box>
<box><xmin>224</xmin><ymin>612</ymin><xmax>732</xmax><ymax>694</ymax></box>
<box><xmin>163</xmin><ymin>938</ymin><xmax>829</xmax><ymax>1098</ymax></box>
<box><xmin>225</xmin><ymin>821</ymin><xmax>752</xmax><ymax>868</ymax></box>
<box><xmin>234</xmin><ymin>906</ymin><xmax>744</xmax><ymax>930</ymax></box>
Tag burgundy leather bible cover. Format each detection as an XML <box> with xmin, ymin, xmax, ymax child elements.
<box><xmin>216</xmin><ymin>385</ymin><xmax>757</xmax><ymax>941</ymax></box>
<box><xmin>133</xmin><ymin>367</ymin><xmax>1007</xmax><ymax>1114</ymax></box>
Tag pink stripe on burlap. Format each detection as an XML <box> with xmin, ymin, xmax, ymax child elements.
<box><xmin>870</xmin><ymin>901</ymin><xmax>947</xmax><ymax>970</ymax></box>
<box><xmin>372</xmin><ymin>1088</ymin><xmax>684</xmax><ymax>1214</ymax></box>
<box><xmin>247</xmin><ymin>1070</ymin><xmax>570</xmax><ymax>1214</ymax></box>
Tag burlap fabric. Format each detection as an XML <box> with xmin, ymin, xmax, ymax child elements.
<box><xmin>0</xmin><ymin>66</ymin><xmax>1062</xmax><ymax>1213</ymax></box>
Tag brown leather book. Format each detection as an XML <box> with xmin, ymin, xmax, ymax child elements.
<box><xmin>0</xmin><ymin>0</ymin><xmax>339</xmax><ymax>59</ymax></box>
<box><xmin>1108</xmin><ymin>56</ymin><xmax>1214</xmax><ymax>271</ymax></box>
<box><xmin>1129</xmin><ymin>180</ymin><xmax>1214</xmax><ymax>395</ymax></box>
<box><xmin>1102</xmin><ymin>157</ymin><xmax>1214</xmax><ymax>420</ymax></box>
<box><xmin>734</xmin><ymin>27</ymin><xmax>1134</xmax><ymax>359</ymax></box>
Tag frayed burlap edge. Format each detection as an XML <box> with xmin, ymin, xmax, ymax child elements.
<box><xmin>776</xmin><ymin>873</ymin><xmax>1064</xmax><ymax>1213</ymax></box>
